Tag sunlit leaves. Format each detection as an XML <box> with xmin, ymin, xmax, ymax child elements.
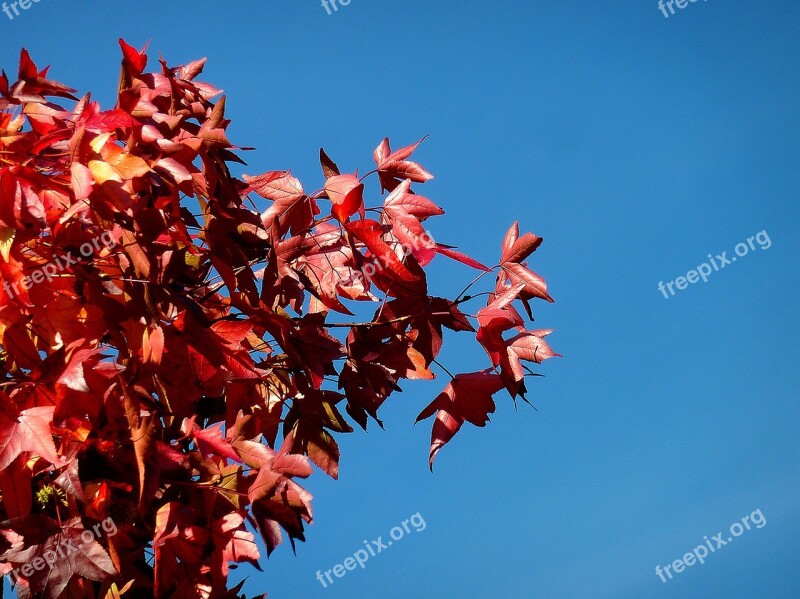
<box><xmin>0</xmin><ymin>41</ymin><xmax>558</xmax><ymax>599</ymax></box>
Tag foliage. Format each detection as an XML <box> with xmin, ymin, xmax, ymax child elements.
<box><xmin>0</xmin><ymin>40</ymin><xmax>558</xmax><ymax>598</ymax></box>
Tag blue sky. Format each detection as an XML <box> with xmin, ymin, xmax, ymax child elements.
<box><xmin>3</xmin><ymin>1</ymin><xmax>799</xmax><ymax>597</ymax></box>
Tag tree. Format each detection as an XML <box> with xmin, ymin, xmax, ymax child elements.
<box><xmin>0</xmin><ymin>40</ymin><xmax>559</xmax><ymax>598</ymax></box>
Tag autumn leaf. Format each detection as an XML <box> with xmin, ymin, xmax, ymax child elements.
<box><xmin>182</xmin><ymin>419</ymin><xmax>240</xmax><ymax>463</ymax></box>
<box><xmin>347</xmin><ymin>219</ymin><xmax>419</xmax><ymax>283</ymax></box>
<box><xmin>323</xmin><ymin>173</ymin><xmax>364</xmax><ymax>223</ymax></box>
<box><xmin>245</xmin><ymin>170</ymin><xmax>316</xmax><ymax>235</ymax></box>
<box><xmin>0</xmin><ymin>516</ymin><xmax>116</xmax><ymax>599</ymax></box>
<box><xmin>499</xmin><ymin>221</ymin><xmax>554</xmax><ymax>304</ymax></box>
<box><xmin>0</xmin><ymin>399</ymin><xmax>59</xmax><ymax>470</ymax></box>
<box><xmin>416</xmin><ymin>372</ymin><xmax>505</xmax><ymax>468</ymax></box>
<box><xmin>373</xmin><ymin>137</ymin><xmax>434</xmax><ymax>192</ymax></box>
<box><xmin>210</xmin><ymin>513</ymin><xmax>261</xmax><ymax>579</ymax></box>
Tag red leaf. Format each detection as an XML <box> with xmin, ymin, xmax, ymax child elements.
<box><xmin>385</xmin><ymin>160</ymin><xmax>434</xmax><ymax>183</ymax></box>
<box><xmin>119</xmin><ymin>38</ymin><xmax>147</xmax><ymax>73</ymax></box>
<box><xmin>416</xmin><ymin>372</ymin><xmax>504</xmax><ymax>468</ymax></box>
<box><xmin>324</xmin><ymin>174</ymin><xmax>364</xmax><ymax>223</ymax></box>
<box><xmin>388</xmin><ymin>210</ymin><xmax>436</xmax><ymax>266</ymax></box>
<box><xmin>435</xmin><ymin>245</ymin><xmax>492</xmax><ymax>272</ymax></box>
<box><xmin>0</xmin><ymin>400</ymin><xmax>59</xmax><ymax>470</ymax></box>
<box><xmin>319</xmin><ymin>148</ymin><xmax>341</xmax><ymax>179</ymax></box>
<box><xmin>69</xmin><ymin>162</ymin><xmax>94</xmax><ymax>201</ymax></box>
<box><xmin>142</xmin><ymin>324</ymin><xmax>165</xmax><ymax>365</ymax></box>
<box><xmin>501</xmin><ymin>221</ymin><xmax>543</xmax><ymax>265</ymax></box>
<box><xmin>245</xmin><ymin>171</ymin><xmax>315</xmax><ymax>235</ymax></box>
<box><xmin>347</xmin><ymin>219</ymin><xmax>419</xmax><ymax>283</ymax></box>
<box><xmin>210</xmin><ymin>513</ymin><xmax>261</xmax><ymax>578</ymax></box>
<box><xmin>505</xmin><ymin>329</ymin><xmax>561</xmax><ymax>382</ymax></box>
<box><xmin>182</xmin><ymin>420</ymin><xmax>241</xmax><ymax>463</ymax></box>
<box><xmin>498</xmin><ymin>222</ymin><xmax>553</xmax><ymax>303</ymax></box>
<box><xmin>373</xmin><ymin>137</ymin><xmax>434</xmax><ymax>191</ymax></box>
<box><xmin>503</xmin><ymin>262</ymin><xmax>554</xmax><ymax>303</ymax></box>
<box><xmin>384</xmin><ymin>179</ymin><xmax>444</xmax><ymax>219</ymax></box>
<box><xmin>0</xmin><ymin>516</ymin><xmax>116</xmax><ymax>598</ymax></box>
<box><xmin>84</xmin><ymin>109</ymin><xmax>137</xmax><ymax>132</ymax></box>
<box><xmin>18</xmin><ymin>49</ymin><xmax>38</xmax><ymax>80</ymax></box>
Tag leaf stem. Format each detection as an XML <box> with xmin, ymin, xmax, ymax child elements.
<box><xmin>432</xmin><ymin>358</ymin><xmax>455</xmax><ymax>380</ymax></box>
<box><xmin>453</xmin><ymin>268</ymin><xmax>497</xmax><ymax>304</ymax></box>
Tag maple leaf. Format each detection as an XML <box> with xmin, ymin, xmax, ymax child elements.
<box><xmin>501</xmin><ymin>221</ymin><xmax>543</xmax><ymax>264</ymax></box>
<box><xmin>182</xmin><ymin>419</ymin><xmax>241</xmax><ymax>463</ymax></box>
<box><xmin>381</xmin><ymin>179</ymin><xmax>442</xmax><ymax>266</ymax></box>
<box><xmin>434</xmin><ymin>244</ymin><xmax>492</xmax><ymax>272</ymax></box>
<box><xmin>475</xmin><ymin>285</ymin><xmax>559</xmax><ymax>396</ymax></box>
<box><xmin>476</xmin><ymin>288</ymin><xmax>526</xmax><ymax>367</ymax></box>
<box><xmin>505</xmin><ymin>329</ymin><xmax>561</xmax><ymax>378</ymax></box>
<box><xmin>283</xmin><ymin>393</ymin><xmax>351</xmax><ymax>479</ymax></box>
<box><xmin>499</xmin><ymin>221</ymin><xmax>554</xmax><ymax>306</ymax></box>
<box><xmin>83</xmin><ymin>109</ymin><xmax>138</xmax><ymax>133</ymax></box>
<box><xmin>324</xmin><ymin>173</ymin><xmax>364</xmax><ymax>223</ymax></box>
<box><xmin>244</xmin><ymin>170</ymin><xmax>317</xmax><ymax>236</ymax></box>
<box><xmin>347</xmin><ymin>219</ymin><xmax>419</xmax><ymax>283</ymax></box>
<box><xmin>210</xmin><ymin>513</ymin><xmax>261</xmax><ymax>580</ymax></box>
<box><xmin>14</xmin><ymin>49</ymin><xmax>78</xmax><ymax>101</ymax></box>
<box><xmin>373</xmin><ymin>137</ymin><xmax>434</xmax><ymax>192</ymax></box>
<box><xmin>0</xmin><ymin>398</ymin><xmax>59</xmax><ymax>470</ymax></box>
<box><xmin>119</xmin><ymin>39</ymin><xmax>148</xmax><ymax>75</ymax></box>
<box><xmin>383</xmin><ymin>179</ymin><xmax>444</xmax><ymax>220</ymax></box>
<box><xmin>416</xmin><ymin>372</ymin><xmax>505</xmax><ymax>468</ymax></box>
<box><xmin>69</xmin><ymin>162</ymin><xmax>94</xmax><ymax>201</ymax></box>
<box><xmin>0</xmin><ymin>516</ymin><xmax>116</xmax><ymax>599</ymax></box>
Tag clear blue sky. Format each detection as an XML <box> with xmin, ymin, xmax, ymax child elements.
<box><xmin>3</xmin><ymin>1</ymin><xmax>799</xmax><ymax>597</ymax></box>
